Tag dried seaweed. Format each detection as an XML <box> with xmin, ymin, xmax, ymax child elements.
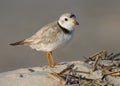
<box><xmin>49</xmin><ymin>50</ymin><xmax>120</xmax><ymax>86</ymax></box>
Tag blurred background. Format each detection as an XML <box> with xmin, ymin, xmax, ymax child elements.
<box><xmin>0</xmin><ymin>0</ymin><xmax>120</xmax><ymax>73</ymax></box>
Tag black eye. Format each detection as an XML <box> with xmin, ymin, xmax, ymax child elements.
<box><xmin>64</xmin><ymin>18</ymin><xmax>68</xmax><ymax>21</ymax></box>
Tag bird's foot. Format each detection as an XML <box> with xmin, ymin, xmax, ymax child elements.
<box><xmin>47</xmin><ymin>63</ymin><xmax>56</xmax><ymax>68</ymax></box>
<box><xmin>48</xmin><ymin>63</ymin><xmax>65</xmax><ymax>68</ymax></box>
<box><xmin>50</xmin><ymin>64</ymin><xmax>55</xmax><ymax>68</ymax></box>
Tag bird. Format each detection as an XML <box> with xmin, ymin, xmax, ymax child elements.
<box><xmin>10</xmin><ymin>13</ymin><xmax>79</xmax><ymax>68</ymax></box>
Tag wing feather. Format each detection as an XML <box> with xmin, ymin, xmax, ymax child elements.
<box><xmin>25</xmin><ymin>21</ymin><xmax>62</xmax><ymax>45</ymax></box>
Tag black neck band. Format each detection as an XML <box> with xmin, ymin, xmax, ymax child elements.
<box><xmin>57</xmin><ymin>22</ymin><xmax>71</xmax><ymax>34</ymax></box>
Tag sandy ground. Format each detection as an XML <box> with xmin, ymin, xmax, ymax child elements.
<box><xmin>0</xmin><ymin>61</ymin><xmax>119</xmax><ymax>86</ymax></box>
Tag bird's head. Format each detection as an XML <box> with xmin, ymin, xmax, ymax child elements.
<box><xmin>58</xmin><ymin>13</ymin><xmax>79</xmax><ymax>31</ymax></box>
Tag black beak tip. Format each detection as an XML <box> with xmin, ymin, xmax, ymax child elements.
<box><xmin>77</xmin><ymin>22</ymin><xmax>79</xmax><ymax>25</ymax></box>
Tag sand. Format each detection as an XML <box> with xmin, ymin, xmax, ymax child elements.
<box><xmin>0</xmin><ymin>61</ymin><xmax>119</xmax><ymax>86</ymax></box>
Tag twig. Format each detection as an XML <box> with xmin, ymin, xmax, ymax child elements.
<box><xmin>104</xmin><ymin>71</ymin><xmax>120</xmax><ymax>76</ymax></box>
<box><xmin>102</xmin><ymin>71</ymin><xmax>120</xmax><ymax>80</ymax></box>
<box><xmin>92</xmin><ymin>55</ymin><xmax>100</xmax><ymax>72</ymax></box>
<box><xmin>88</xmin><ymin>50</ymin><xmax>107</xmax><ymax>60</ymax></box>
<box><xmin>76</xmin><ymin>71</ymin><xmax>90</xmax><ymax>74</ymax></box>
<box><xmin>49</xmin><ymin>73</ymin><xmax>66</xmax><ymax>85</ymax></box>
<box><xmin>110</xmin><ymin>52</ymin><xmax>120</xmax><ymax>60</ymax></box>
<box><xmin>59</xmin><ymin>64</ymin><xmax>75</xmax><ymax>75</ymax></box>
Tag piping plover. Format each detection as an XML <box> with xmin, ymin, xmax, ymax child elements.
<box><xmin>10</xmin><ymin>13</ymin><xmax>79</xmax><ymax>67</ymax></box>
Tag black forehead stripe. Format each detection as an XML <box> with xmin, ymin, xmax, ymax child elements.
<box><xmin>70</xmin><ymin>14</ymin><xmax>75</xmax><ymax>18</ymax></box>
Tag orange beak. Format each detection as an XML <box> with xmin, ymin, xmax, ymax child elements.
<box><xmin>72</xmin><ymin>20</ymin><xmax>79</xmax><ymax>25</ymax></box>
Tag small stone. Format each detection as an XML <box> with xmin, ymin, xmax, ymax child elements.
<box><xmin>28</xmin><ymin>68</ymin><xmax>35</xmax><ymax>72</ymax></box>
<box><xmin>20</xmin><ymin>74</ymin><xmax>24</xmax><ymax>78</ymax></box>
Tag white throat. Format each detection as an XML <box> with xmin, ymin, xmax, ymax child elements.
<box><xmin>58</xmin><ymin>21</ymin><xmax>75</xmax><ymax>31</ymax></box>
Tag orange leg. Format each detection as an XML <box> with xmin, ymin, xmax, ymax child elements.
<box><xmin>49</xmin><ymin>51</ymin><xmax>55</xmax><ymax>67</ymax></box>
<box><xmin>46</xmin><ymin>52</ymin><xmax>51</xmax><ymax>67</ymax></box>
<box><xmin>46</xmin><ymin>51</ymin><xmax>55</xmax><ymax>68</ymax></box>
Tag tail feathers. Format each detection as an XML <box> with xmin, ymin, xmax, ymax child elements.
<box><xmin>10</xmin><ymin>40</ymin><xmax>26</xmax><ymax>46</ymax></box>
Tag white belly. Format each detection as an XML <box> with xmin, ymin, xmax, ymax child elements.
<box><xmin>30</xmin><ymin>33</ymin><xmax>72</xmax><ymax>52</ymax></box>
